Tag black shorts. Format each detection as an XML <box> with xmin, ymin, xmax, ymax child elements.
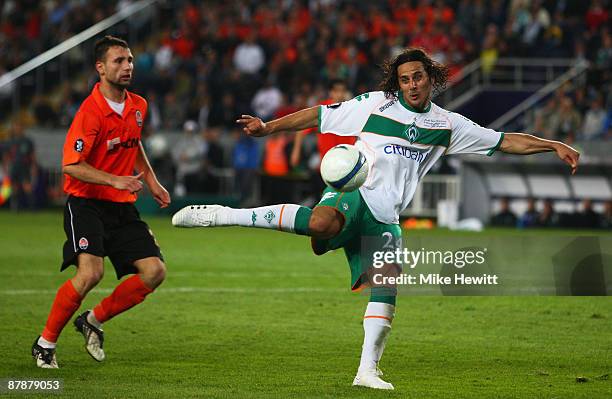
<box><xmin>62</xmin><ymin>195</ymin><xmax>163</xmax><ymax>279</ymax></box>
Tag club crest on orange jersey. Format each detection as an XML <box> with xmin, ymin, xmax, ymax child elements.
<box><xmin>135</xmin><ymin>110</ymin><xmax>143</xmax><ymax>127</ymax></box>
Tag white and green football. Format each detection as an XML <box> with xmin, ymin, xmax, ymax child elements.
<box><xmin>320</xmin><ymin>144</ymin><xmax>369</xmax><ymax>192</ymax></box>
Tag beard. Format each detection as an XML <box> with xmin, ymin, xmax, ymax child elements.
<box><xmin>109</xmin><ymin>75</ymin><xmax>132</xmax><ymax>89</ymax></box>
<box><xmin>111</xmin><ymin>80</ymin><xmax>131</xmax><ymax>89</ymax></box>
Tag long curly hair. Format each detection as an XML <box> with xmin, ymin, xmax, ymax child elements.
<box><xmin>378</xmin><ymin>48</ymin><xmax>449</xmax><ymax>99</ymax></box>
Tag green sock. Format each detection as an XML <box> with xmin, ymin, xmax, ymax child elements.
<box><xmin>370</xmin><ymin>286</ymin><xmax>397</xmax><ymax>305</ymax></box>
<box><xmin>294</xmin><ymin>206</ymin><xmax>312</xmax><ymax>235</ymax></box>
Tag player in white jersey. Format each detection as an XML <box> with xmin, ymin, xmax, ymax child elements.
<box><xmin>172</xmin><ymin>48</ymin><xmax>579</xmax><ymax>390</ymax></box>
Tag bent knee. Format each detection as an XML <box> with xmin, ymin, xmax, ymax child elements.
<box><xmin>142</xmin><ymin>261</ymin><xmax>166</xmax><ymax>288</ymax></box>
<box><xmin>74</xmin><ymin>261</ymin><xmax>104</xmax><ymax>294</ymax></box>
<box><xmin>79</xmin><ymin>270</ymin><xmax>104</xmax><ymax>288</ymax></box>
<box><xmin>308</xmin><ymin>211</ymin><xmax>343</xmax><ymax>239</ymax></box>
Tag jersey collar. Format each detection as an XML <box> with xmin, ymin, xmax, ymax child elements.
<box><xmin>92</xmin><ymin>82</ymin><xmax>134</xmax><ymax>118</ymax></box>
<box><xmin>398</xmin><ymin>91</ymin><xmax>431</xmax><ymax>113</ymax></box>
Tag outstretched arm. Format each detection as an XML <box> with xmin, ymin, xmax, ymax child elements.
<box><xmin>500</xmin><ymin>133</ymin><xmax>580</xmax><ymax>174</ymax></box>
<box><xmin>236</xmin><ymin>106</ymin><xmax>319</xmax><ymax>137</ymax></box>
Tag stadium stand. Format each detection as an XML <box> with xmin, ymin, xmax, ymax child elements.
<box><xmin>0</xmin><ymin>0</ymin><xmax>610</xmax><ymax>227</ymax></box>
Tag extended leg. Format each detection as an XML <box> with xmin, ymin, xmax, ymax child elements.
<box><xmin>172</xmin><ymin>203</ymin><xmax>345</xmax><ymax>240</ymax></box>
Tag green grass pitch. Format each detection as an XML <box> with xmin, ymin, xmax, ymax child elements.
<box><xmin>0</xmin><ymin>211</ymin><xmax>610</xmax><ymax>398</ymax></box>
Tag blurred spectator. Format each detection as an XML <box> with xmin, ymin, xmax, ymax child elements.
<box><xmin>531</xmin><ymin>97</ymin><xmax>557</xmax><ymax>138</ymax></box>
<box><xmin>145</xmin><ymin>90</ymin><xmax>162</xmax><ymax>131</ymax></box>
<box><xmin>251</xmin><ymin>78</ymin><xmax>282</xmax><ymax>121</ymax></box>
<box><xmin>204</xmin><ymin>128</ymin><xmax>225</xmax><ymax>170</ymax></box>
<box><xmin>594</xmin><ymin>30</ymin><xmax>612</xmax><ymax>81</ymax></box>
<box><xmin>518</xmin><ymin>197</ymin><xmax>539</xmax><ymax>228</ymax></box>
<box><xmin>585</xmin><ymin>0</ymin><xmax>609</xmax><ymax>32</ymax></box>
<box><xmin>480</xmin><ymin>24</ymin><xmax>500</xmax><ymax>74</ymax></box>
<box><xmin>198</xmin><ymin>95</ymin><xmax>212</xmax><ymax>130</ymax></box>
<box><xmin>162</xmin><ymin>92</ymin><xmax>186</xmax><ymax>130</ymax></box>
<box><xmin>4</xmin><ymin>122</ymin><xmax>47</xmax><ymax>209</ymax></box>
<box><xmin>232</xmin><ymin>130</ymin><xmax>260</xmax><ymax>205</ymax></box>
<box><xmin>520</xmin><ymin>1</ymin><xmax>550</xmax><ymax>51</ymax></box>
<box><xmin>291</xmin><ymin>79</ymin><xmax>352</xmax><ymax>169</ymax></box>
<box><xmin>491</xmin><ymin>197</ymin><xmax>518</xmax><ymax>227</ymax></box>
<box><xmin>581</xmin><ymin>96</ymin><xmax>607</xmax><ymax>140</ymax></box>
<box><xmin>171</xmin><ymin>120</ymin><xmax>206</xmax><ymax>197</ymax></box>
<box><xmin>548</xmin><ymin>96</ymin><xmax>581</xmax><ymax>143</ymax></box>
<box><xmin>263</xmin><ymin>132</ymin><xmax>291</xmax><ymax>178</ymax></box>
<box><xmin>261</xmin><ymin>131</ymin><xmax>295</xmax><ymax>204</ymax></box>
<box><xmin>538</xmin><ymin>198</ymin><xmax>560</xmax><ymax>227</ymax></box>
<box><xmin>57</xmin><ymin>83</ymin><xmax>84</xmax><ymax>127</ymax></box>
<box><xmin>446</xmin><ymin>24</ymin><xmax>473</xmax><ymax>74</ymax></box>
<box><xmin>201</xmin><ymin>127</ymin><xmax>225</xmax><ymax>194</ymax></box>
<box><xmin>573</xmin><ymin>87</ymin><xmax>590</xmax><ymax>115</ymax></box>
<box><xmin>208</xmin><ymin>92</ymin><xmax>238</xmax><ymax>129</ymax></box>
<box><xmin>233</xmin><ymin>32</ymin><xmax>265</xmax><ymax>75</ymax></box>
<box><xmin>154</xmin><ymin>40</ymin><xmax>174</xmax><ymax>73</ymax></box>
<box><xmin>541</xmin><ymin>10</ymin><xmax>566</xmax><ymax>58</ymax></box>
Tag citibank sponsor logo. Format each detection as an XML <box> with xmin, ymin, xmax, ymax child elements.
<box><xmin>384</xmin><ymin>144</ymin><xmax>425</xmax><ymax>163</ymax></box>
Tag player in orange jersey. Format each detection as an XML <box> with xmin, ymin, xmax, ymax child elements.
<box><xmin>32</xmin><ymin>36</ymin><xmax>170</xmax><ymax>368</ymax></box>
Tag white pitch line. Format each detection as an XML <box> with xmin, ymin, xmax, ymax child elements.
<box><xmin>0</xmin><ymin>286</ymin><xmax>346</xmax><ymax>296</ymax></box>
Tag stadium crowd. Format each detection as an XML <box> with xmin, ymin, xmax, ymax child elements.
<box><xmin>1</xmin><ymin>0</ymin><xmax>609</xmax><ymax>133</ymax></box>
<box><xmin>491</xmin><ymin>197</ymin><xmax>612</xmax><ymax>229</ymax></box>
<box><xmin>0</xmin><ymin>0</ymin><xmax>610</xmax><ymax>222</ymax></box>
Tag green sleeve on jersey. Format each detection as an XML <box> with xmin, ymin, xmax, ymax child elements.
<box><xmin>487</xmin><ymin>132</ymin><xmax>505</xmax><ymax>156</ymax></box>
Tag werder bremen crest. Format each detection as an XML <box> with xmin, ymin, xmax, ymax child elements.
<box><xmin>264</xmin><ymin>210</ymin><xmax>276</xmax><ymax>224</ymax></box>
<box><xmin>404</xmin><ymin>122</ymin><xmax>419</xmax><ymax>143</ymax></box>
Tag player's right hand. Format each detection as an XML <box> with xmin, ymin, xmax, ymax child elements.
<box><xmin>555</xmin><ymin>143</ymin><xmax>580</xmax><ymax>175</ymax></box>
<box><xmin>111</xmin><ymin>172</ymin><xmax>144</xmax><ymax>193</ymax></box>
<box><xmin>236</xmin><ymin>114</ymin><xmax>268</xmax><ymax>137</ymax></box>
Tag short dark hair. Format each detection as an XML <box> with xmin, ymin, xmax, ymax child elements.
<box><xmin>94</xmin><ymin>35</ymin><xmax>128</xmax><ymax>62</ymax></box>
<box><xmin>328</xmin><ymin>78</ymin><xmax>347</xmax><ymax>90</ymax></box>
<box><xmin>378</xmin><ymin>48</ymin><xmax>449</xmax><ymax>99</ymax></box>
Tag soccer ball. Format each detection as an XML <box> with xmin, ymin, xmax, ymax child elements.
<box><xmin>320</xmin><ymin>144</ymin><xmax>369</xmax><ymax>192</ymax></box>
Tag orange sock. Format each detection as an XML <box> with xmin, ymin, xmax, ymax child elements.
<box><xmin>41</xmin><ymin>279</ymin><xmax>82</xmax><ymax>343</ymax></box>
<box><xmin>93</xmin><ymin>275</ymin><xmax>153</xmax><ymax>323</ymax></box>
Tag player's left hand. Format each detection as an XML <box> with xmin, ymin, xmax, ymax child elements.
<box><xmin>150</xmin><ymin>182</ymin><xmax>171</xmax><ymax>208</ymax></box>
<box><xmin>555</xmin><ymin>142</ymin><xmax>580</xmax><ymax>175</ymax></box>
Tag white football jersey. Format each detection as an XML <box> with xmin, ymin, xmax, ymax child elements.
<box><xmin>319</xmin><ymin>91</ymin><xmax>504</xmax><ymax>224</ymax></box>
